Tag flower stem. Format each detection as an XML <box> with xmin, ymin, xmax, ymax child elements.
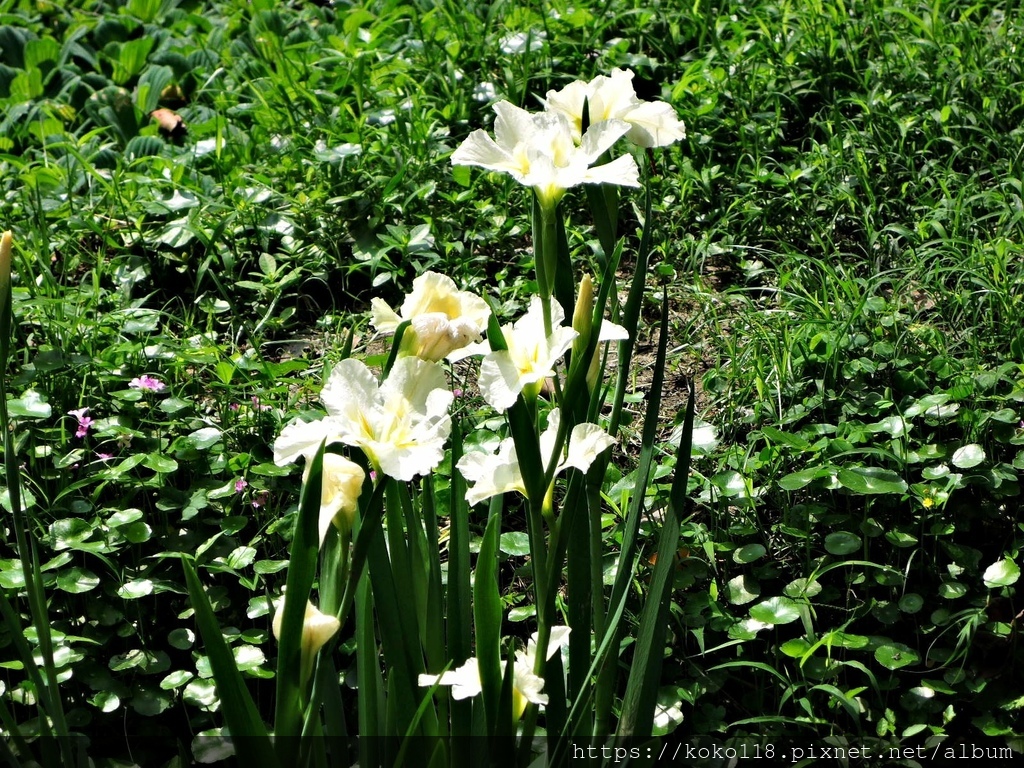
<box><xmin>532</xmin><ymin>194</ymin><xmax>558</xmax><ymax>337</ymax></box>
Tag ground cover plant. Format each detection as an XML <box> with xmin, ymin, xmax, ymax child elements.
<box><xmin>2</xmin><ymin>0</ymin><xmax>1024</xmax><ymax>766</ymax></box>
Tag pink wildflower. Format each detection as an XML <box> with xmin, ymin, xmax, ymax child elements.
<box><xmin>235</xmin><ymin>477</ymin><xmax>248</xmax><ymax>493</ymax></box>
<box><xmin>251</xmin><ymin>395</ymin><xmax>271</xmax><ymax>412</ymax></box>
<box><xmin>251</xmin><ymin>490</ymin><xmax>270</xmax><ymax>509</ymax></box>
<box><xmin>68</xmin><ymin>407</ymin><xmax>93</xmax><ymax>438</ymax></box>
<box><xmin>129</xmin><ymin>375</ymin><xmax>166</xmax><ymax>392</ymax></box>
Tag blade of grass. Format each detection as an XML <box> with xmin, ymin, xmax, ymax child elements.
<box><xmin>617</xmin><ymin>356</ymin><xmax>696</xmax><ymax>740</ymax></box>
<box><xmin>274</xmin><ymin>442</ymin><xmax>327</xmax><ymax>764</ymax></box>
<box><xmin>474</xmin><ymin>505</ymin><xmax>504</xmax><ymax>740</ymax></box>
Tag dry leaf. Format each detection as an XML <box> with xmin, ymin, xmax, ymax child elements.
<box><xmin>151</xmin><ymin>108</ymin><xmax>186</xmax><ymax>139</ymax></box>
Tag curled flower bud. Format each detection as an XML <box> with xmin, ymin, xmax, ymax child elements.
<box><xmin>307</xmin><ymin>453</ymin><xmax>365</xmax><ymax>544</ymax></box>
<box><xmin>272</xmin><ymin>599</ymin><xmax>340</xmax><ymax>686</ymax></box>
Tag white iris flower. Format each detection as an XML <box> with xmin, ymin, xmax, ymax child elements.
<box><xmin>273</xmin><ymin>357</ymin><xmax>452</xmax><ymax>482</ymax></box>
<box><xmin>450</xmin><ymin>100</ymin><xmax>640</xmax><ymax>208</ymax></box>
<box><xmin>418</xmin><ymin>626</ymin><xmax>571</xmax><ymax>719</ymax></box>
<box><xmin>544</xmin><ymin>68</ymin><xmax>686</xmax><ymax>148</ymax></box>
<box><xmin>272</xmin><ymin>599</ymin><xmax>341</xmax><ymax>685</ymax></box>
<box><xmin>457</xmin><ymin>409</ymin><xmax>614</xmax><ymax>505</ymax></box>
<box><xmin>453</xmin><ymin>296</ymin><xmax>577</xmax><ymax>412</ymax></box>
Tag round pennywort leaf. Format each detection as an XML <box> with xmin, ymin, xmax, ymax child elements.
<box><xmin>749</xmin><ymin>596</ymin><xmax>801</xmax><ymax>625</ymax></box>
<box><xmin>982</xmin><ymin>558</ymin><xmax>1020</xmax><ymax>588</ymax></box>
<box><xmin>951</xmin><ymin>444</ymin><xmax>985</xmax><ymax>469</ymax></box>
<box><xmin>824</xmin><ymin>531</ymin><xmax>861</xmax><ymax>556</ymax></box>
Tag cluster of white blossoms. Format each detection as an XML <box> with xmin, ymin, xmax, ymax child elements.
<box><xmin>451</xmin><ymin>68</ymin><xmax>685</xmax><ymax>207</ymax></box>
<box><xmin>273</xmin><ymin>272</ymin><xmax>619</xmax><ymax>513</ymax></box>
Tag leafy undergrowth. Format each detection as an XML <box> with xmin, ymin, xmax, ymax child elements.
<box><xmin>2</xmin><ymin>0</ymin><xmax>1024</xmax><ymax>765</ymax></box>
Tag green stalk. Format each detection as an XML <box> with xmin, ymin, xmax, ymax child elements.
<box><xmin>355</xmin><ymin>572</ymin><xmax>382</xmax><ymax>768</ymax></box>
<box><xmin>445</xmin><ymin>419</ymin><xmax>473</xmax><ymax>762</ymax></box>
<box><xmin>532</xmin><ymin>194</ymin><xmax>557</xmax><ymax>335</ymax></box>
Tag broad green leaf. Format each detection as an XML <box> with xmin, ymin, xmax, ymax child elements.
<box><xmin>870</xmin><ymin>415</ymin><xmax>909</xmax><ymax>438</ymax></box>
<box><xmin>728</xmin><ymin>617</ymin><xmax>771</xmax><ymax>640</ymax></box>
<box><xmin>50</xmin><ymin>518</ymin><xmax>95</xmax><ymax>550</ymax></box>
<box><xmin>761</xmin><ymin>426</ymin><xmax>811</xmax><ymax>450</ymax></box>
<box><xmin>225</xmin><ymin>546</ymin><xmax>257</xmax><ymax>570</ymax></box>
<box><xmin>192</xmin><ymin>729</ymin><xmax>236</xmax><ymax>763</ymax></box>
<box><xmin>136</xmin><ymin>64</ymin><xmax>173</xmax><ymax>113</ymax></box>
<box><xmin>783</xmin><ymin>578</ymin><xmax>822</xmax><ymax>599</ymax></box>
<box><xmin>107</xmin><ymin>508</ymin><xmax>144</xmax><ymax>527</ymax></box>
<box><xmin>183</xmin><ymin>678</ymin><xmax>218</xmax><ymax>709</ymax></box>
<box><xmin>710</xmin><ymin>470</ymin><xmax>748</xmax><ymax>497</ymax></box>
<box><xmin>838</xmin><ymin>466</ymin><xmax>907</xmax><ymax>494</ymax></box>
<box><xmin>725</xmin><ymin>575</ymin><xmax>759</xmax><ymax>605</ymax></box>
<box><xmin>874</xmin><ymin>642</ymin><xmax>919</xmax><ymax>670</ymax></box>
<box><xmin>188</xmin><ymin>427</ymin><xmax>223</xmax><ymax>451</ymax></box>
<box><xmin>899</xmin><ymin>594</ymin><xmax>924</xmax><ymax>613</ymax></box>
<box><xmin>732</xmin><ymin>543</ymin><xmax>766</xmax><ymax>564</ymax></box>
<box><xmin>112</xmin><ymin>37</ymin><xmax>154</xmax><ymax>83</ymax></box>
<box><xmin>168</xmin><ymin>628</ymin><xmax>195</xmax><ymax>650</ymax></box>
<box><xmin>232</xmin><ymin>645</ymin><xmax>266</xmax><ymax>671</ymax></box>
<box><xmin>498</xmin><ymin>531</ymin><xmax>530</xmax><ymax>556</ymax></box>
<box><xmin>778</xmin><ymin>465</ymin><xmax>833</xmax><ymax>491</ymax></box>
<box><xmin>160</xmin><ymin>670</ymin><xmax>194</xmax><ymax>690</ymax></box>
<box><xmin>24</xmin><ymin>38</ymin><xmax>59</xmax><ymax>69</ymax></box>
<box><xmin>132</xmin><ymin>687</ymin><xmax>172</xmax><ymax>716</ymax></box>
<box><xmin>56</xmin><ymin>567</ymin><xmax>99</xmax><ymax>594</ymax></box>
<box><xmin>982</xmin><ymin>558</ymin><xmax>1020</xmax><ymax>588</ymax></box>
<box><xmin>938</xmin><ymin>581</ymin><xmax>967</xmax><ymax>599</ymax></box>
<box><xmin>90</xmin><ymin>690</ymin><xmax>120</xmax><ymax>713</ymax></box>
<box><xmin>824</xmin><ymin>531</ymin><xmax>861</xmax><ymax>556</ymax></box>
<box><xmin>780</xmin><ymin>638</ymin><xmax>812</xmax><ymax>657</ymax></box>
<box><xmin>144</xmin><ymin>453</ymin><xmax>178</xmax><ymax>473</ymax></box>
<box><xmin>652</xmin><ymin>687</ymin><xmax>685</xmax><ymax>736</ymax></box>
<box><xmin>749</xmin><ymin>596</ymin><xmax>801</xmax><ymax>625</ymax></box>
<box><xmin>823</xmin><ymin>631</ymin><xmax>869</xmax><ymax>649</ymax></box>
<box><xmin>117</xmin><ymin>579</ymin><xmax>154</xmax><ymax>599</ymax></box>
<box><xmin>951</xmin><ymin>444</ymin><xmax>985</xmax><ymax>469</ymax></box>
<box><xmin>8</xmin><ymin>389</ymin><xmax>51</xmax><ymax>418</ymax></box>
